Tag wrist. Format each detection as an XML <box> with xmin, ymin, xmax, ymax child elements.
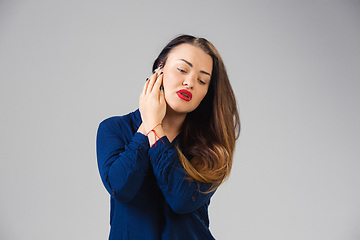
<box><xmin>146</xmin><ymin>124</ymin><xmax>165</xmax><ymax>148</ymax></box>
<box><xmin>144</xmin><ymin>122</ymin><xmax>162</xmax><ymax>134</ymax></box>
<box><xmin>137</xmin><ymin>123</ymin><xmax>147</xmax><ymax>135</ymax></box>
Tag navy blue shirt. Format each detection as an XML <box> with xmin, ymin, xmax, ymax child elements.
<box><xmin>96</xmin><ymin>109</ymin><xmax>216</xmax><ymax>240</ymax></box>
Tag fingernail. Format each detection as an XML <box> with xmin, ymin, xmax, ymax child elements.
<box><xmin>146</xmin><ymin>78</ymin><xmax>149</xmax><ymax>81</ymax></box>
<box><xmin>159</xmin><ymin>72</ymin><xmax>163</xmax><ymax>75</ymax></box>
<box><xmin>160</xmin><ymin>86</ymin><xmax>164</xmax><ymax>91</ymax></box>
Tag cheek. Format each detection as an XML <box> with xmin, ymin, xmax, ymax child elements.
<box><xmin>161</xmin><ymin>75</ymin><xmax>174</xmax><ymax>99</ymax></box>
<box><xmin>161</xmin><ymin>76</ymin><xmax>170</xmax><ymax>90</ymax></box>
<box><xmin>162</xmin><ymin>70</ymin><xmax>177</xmax><ymax>89</ymax></box>
<box><xmin>197</xmin><ymin>88</ymin><xmax>209</xmax><ymax>102</ymax></box>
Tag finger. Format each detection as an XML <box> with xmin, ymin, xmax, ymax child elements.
<box><xmin>153</xmin><ymin>71</ymin><xmax>163</xmax><ymax>94</ymax></box>
<box><xmin>159</xmin><ymin>91</ymin><xmax>166</xmax><ymax>111</ymax></box>
<box><xmin>159</xmin><ymin>86</ymin><xmax>165</xmax><ymax>102</ymax></box>
<box><xmin>144</xmin><ymin>69</ymin><xmax>157</xmax><ymax>95</ymax></box>
<box><xmin>142</xmin><ymin>77</ymin><xmax>150</xmax><ymax>95</ymax></box>
<box><xmin>147</xmin><ymin>67</ymin><xmax>161</xmax><ymax>94</ymax></box>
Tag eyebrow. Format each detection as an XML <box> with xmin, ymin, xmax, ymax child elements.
<box><xmin>178</xmin><ymin>59</ymin><xmax>211</xmax><ymax>77</ymax></box>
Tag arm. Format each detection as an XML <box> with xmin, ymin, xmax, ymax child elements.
<box><xmin>148</xmin><ymin>136</ymin><xmax>215</xmax><ymax>214</ymax></box>
<box><xmin>139</xmin><ymin>66</ymin><xmax>214</xmax><ymax>213</ymax></box>
<box><xmin>96</xmin><ymin>117</ymin><xmax>150</xmax><ymax>203</ymax></box>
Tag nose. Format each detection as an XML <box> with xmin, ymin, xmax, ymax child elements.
<box><xmin>182</xmin><ymin>74</ymin><xmax>196</xmax><ymax>89</ymax></box>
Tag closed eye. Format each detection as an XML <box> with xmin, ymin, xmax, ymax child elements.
<box><xmin>178</xmin><ymin>67</ymin><xmax>206</xmax><ymax>85</ymax></box>
<box><xmin>177</xmin><ymin>68</ymin><xmax>186</xmax><ymax>73</ymax></box>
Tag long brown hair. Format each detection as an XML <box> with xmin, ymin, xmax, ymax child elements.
<box><xmin>153</xmin><ymin>35</ymin><xmax>240</xmax><ymax>192</ymax></box>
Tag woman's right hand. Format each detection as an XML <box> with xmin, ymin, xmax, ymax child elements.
<box><xmin>139</xmin><ymin>66</ymin><xmax>166</xmax><ymax>134</ymax></box>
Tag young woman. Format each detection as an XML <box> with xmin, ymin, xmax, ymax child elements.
<box><xmin>96</xmin><ymin>35</ymin><xmax>240</xmax><ymax>240</ymax></box>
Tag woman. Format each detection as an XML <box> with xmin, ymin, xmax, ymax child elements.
<box><xmin>96</xmin><ymin>35</ymin><xmax>240</xmax><ymax>240</ymax></box>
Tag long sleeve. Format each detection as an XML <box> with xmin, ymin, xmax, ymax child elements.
<box><xmin>96</xmin><ymin>116</ymin><xmax>150</xmax><ymax>203</ymax></box>
<box><xmin>148</xmin><ymin>136</ymin><xmax>215</xmax><ymax>214</ymax></box>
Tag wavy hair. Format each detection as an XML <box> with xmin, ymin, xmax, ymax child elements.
<box><xmin>153</xmin><ymin>35</ymin><xmax>240</xmax><ymax>192</ymax></box>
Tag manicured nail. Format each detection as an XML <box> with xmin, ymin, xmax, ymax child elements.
<box><xmin>146</xmin><ymin>78</ymin><xmax>149</xmax><ymax>81</ymax></box>
<box><xmin>159</xmin><ymin>72</ymin><xmax>163</xmax><ymax>75</ymax></box>
<box><xmin>160</xmin><ymin>86</ymin><xmax>164</xmax><ymax>91</ymax></box>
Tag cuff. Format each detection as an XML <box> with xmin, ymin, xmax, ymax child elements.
<box><xmin>148</xmin><ymin>136</ymin><xmax>172</xmax><ymax>162</ymax></box>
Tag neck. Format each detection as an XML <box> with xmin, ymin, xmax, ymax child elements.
<box><xmin>162</xmin><ymin>106</ymin><xmax>187</xmax><ymax>137</ymax></box>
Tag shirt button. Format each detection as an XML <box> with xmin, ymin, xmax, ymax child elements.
<box><xmin>112</xmin><ymin>190</ymin><xmax>116</xmax><ymax>194</ymax></box>
<box><xmin>191</xmin><ymin>197</ymin><xmax>196</xmax><ymax>201</ymax></box>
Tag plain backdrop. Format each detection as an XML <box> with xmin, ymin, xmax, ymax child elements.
<box><xmin>1</xmin><ymin>0</ymin><xmax>360</xmax><ymax>239</ymax></box>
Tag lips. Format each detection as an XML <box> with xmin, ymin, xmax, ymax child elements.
<box><xmin>176</xmin><ymin>89</ymin><xmax>192</xmax><ymax>102</ymax></box>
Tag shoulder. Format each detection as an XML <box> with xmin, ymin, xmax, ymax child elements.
<box><xmin>98</xmin><ymin>109</ymin><xmax>142</xmax><ymax>134</ymax></box>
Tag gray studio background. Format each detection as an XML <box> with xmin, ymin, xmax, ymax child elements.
<box><xmin>1</xmin><ymin>1</ymin><xmax>359</xmax><ymax>239</ymax></box>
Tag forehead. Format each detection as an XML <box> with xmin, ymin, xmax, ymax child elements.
<box><xmin>166</xmin><ymin>43</ymin><xmax>213</xmax><ymax>71</ymax></box>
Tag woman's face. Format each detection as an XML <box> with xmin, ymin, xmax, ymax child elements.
<box><xmin>161</xmin><ymin>43</ymin><xmax>213</xmax><ymax>114</ymax></box>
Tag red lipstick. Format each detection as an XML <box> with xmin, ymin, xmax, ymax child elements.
<box><xmin>176</xmin><ymin>89</ymin><xmax>192</xmax><ymax>102</ymax></box>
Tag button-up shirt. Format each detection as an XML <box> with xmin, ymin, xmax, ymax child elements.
<box><xmin>96</xmin><ymin>109</ymin><xmax>216</xmax><ymax>240</ymax></box>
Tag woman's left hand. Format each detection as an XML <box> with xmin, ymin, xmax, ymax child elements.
<box><xmin>139</xmin><ymin>67</ymin><xmax>166</xmax><ymax>134</ymax></box>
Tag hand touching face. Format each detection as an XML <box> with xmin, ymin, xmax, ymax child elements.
<box><xmin>139</xmin><ymin>66</ymin><xmax>166</xmax><ymax>134</ymax></box>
